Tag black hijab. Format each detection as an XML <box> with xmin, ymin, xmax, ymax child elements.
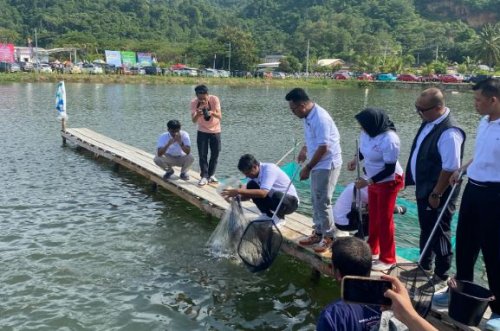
<box><xmin>354</xmin><ymin>108</ymin><xmax>396</xmax><ymax>138</ymax></box>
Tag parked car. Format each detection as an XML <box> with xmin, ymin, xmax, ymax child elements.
<box><xmin>102</xmin><ymin>64</ymin><xmax>117</xmax><ymax>74</ymax></box>
<box><xmin>130</xmin><ymin>66</ymin><xmax>146</xmax><ymax>75</ymax></box>
<box><xmin>397</xmin><ymin>74</ymin><xmax>420</xmax><ymax>82</ymax></box>
<box><xmin>19</xmin><ymin>62</ymin><xmax>34</xmax><ymax>72</ymax></box>
<box><xmin>439</xmin><ymin>74</ymin><xmax>463</xmax><ymax>83</ymax></box>
<box><xmin>421</xmin><ymin>74</ymin><xmax>439</xmax><ymax>82</ymax></box>
<box><xmin>200</xmin><ymin>68</ymin><xmax>220</xmax><ymax>77</ymax></box>
<box><xmin>81</xmin><ymin>63</ymin><xmax>103</xmax><ymax>74</ymax></box>
<box><xmin>0</xmin><ymin>62</ymin><xmax>21</xmax><ymax>73</ymax></box>
<box><xmin>33</xmin><ymin>63</ymin><xmax>52</xmax><ymax>73</ymax></box>
<box><xmin>466</xmin><ymin>74</ymin><xmax>491</xmax><ymax>84</ymax></box>
<box><xmin>376</xmin><ymin>73</ymin><xmax>397</xmax><ymax>81</ymax></box>
<box><xmin>357</xmin><ymin>73</ymin><xmax>373</xmax><ymax>81</ymax></box>
<box><xmin>173</xmin><ymin>67</ymin><xmax>198</xmax><ymax>76</ymax></box>
<box><xmin>271</xmin><ymin>71</ymin><xmax>285</xmax><ymax>79</ymax></box>
<box><xmin>333</xmin><ymin>72</ymin><xmax>350</xmax><ymax>80</ymax></box>
<box><xmin>144</xmin><ymin>66</ymin><xmax>162</xmax><ymax>75</ymax></box>
<box><xmin>218</xmin><ymin>69</ymin><xmax>230</xmax><ymax>78</ymax></box>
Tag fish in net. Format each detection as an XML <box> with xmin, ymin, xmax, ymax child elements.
<box><xmin>206</xmin><ymin>197</ymin><xmax>250</xmax><ymax>258</ymax></box>
<box><xmin>237</xmin><ymin>215</ymin><xmax>283</xmax><ymax>273</ymax></box>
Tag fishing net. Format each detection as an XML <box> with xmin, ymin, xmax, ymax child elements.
<box><xmin>237</xmin><ymin>215</ymin><xmax>283</xmax><ymax>273</ymax></box>
<box><xmin>391</xmin><ymin>263</ymin><xmax>434</xmax><ymax>318</ymax></box>
<box><xmin>206</xmin><ymin>197</ymin><xmax>250</xmax><ymax>258</ymax></box>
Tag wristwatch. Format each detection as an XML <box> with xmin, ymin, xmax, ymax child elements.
<box><xmin>430</xmin><ymin>192</ymin><xmax>442</xmax><ymax>199</ymax></box>
<box><xmin>367</xmin><ymin>178</ymin><xmax>374</xmax><ymax>185</ymax></box>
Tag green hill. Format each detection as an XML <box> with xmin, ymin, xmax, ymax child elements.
<box><xmin>0</xmin><ymin>0</ymin><xmax>498</xmax><ymax>70</ymax></box>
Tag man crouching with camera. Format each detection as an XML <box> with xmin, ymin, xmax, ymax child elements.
<box><xmin>191</xmin><ymin>84</ymin><xmax>222</xmax><ymax>186</ymax></box>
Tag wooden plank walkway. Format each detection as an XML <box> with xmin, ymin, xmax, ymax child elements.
<box><xmin>61</xmin><ymin>127</ymin><xmax>490</xmax><ymax>330</ymax></box>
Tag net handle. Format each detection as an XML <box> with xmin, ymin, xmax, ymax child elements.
<box><xmin>418</xmin><ymin>170</ymin><xmax>464</xmax><ymax>265</ymax></box>
<box><xmin>271</xmin><ymin>162</ymin><xmax>302</xmax><ymax>223</ymax></box>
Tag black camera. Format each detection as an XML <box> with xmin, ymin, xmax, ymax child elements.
<box><xmin>202</xmin><ymin>107</ymin><xmax>211</xmax><ymax>121</ymax></box>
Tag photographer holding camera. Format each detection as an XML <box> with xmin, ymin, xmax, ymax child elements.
<box><xmin>191</xmin><ymin>84</ymin><xmax>222</xmax><ymax>186</ymax></box>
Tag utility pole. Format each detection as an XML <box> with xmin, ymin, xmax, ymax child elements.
<box><xmin>34</xmin><ymin>28</ymin><xmax>39</xmax><ymax>73</ymax></box>
<box><xmin>306</xmin><ymin>39</ymin><xmax>310</xmax><ymax>75</ymax></box>
<box><xmin>213</xmin><ymin>53</ymin><xmax>216</xmax><ymax>70</ymax></box>
<box><xmin>435</xmin><ymin>45</ymin><xmax>439</xmax><ymax>61</ymax></box>
<box><xmin>227</xmin><ymin>43</ymin><xmax>231</xmax><ymax>73</ymax></box>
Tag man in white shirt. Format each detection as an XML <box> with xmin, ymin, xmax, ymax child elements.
<box><xmin>404</xmin><ymin>88</ymin><xmax>465</xmax><ymax>292</ymax></box>
<box><xmin>439</xmin><ymin>78</ymin><xmax>500</xmax><ymax>329</ymax></box>
<box><xmin>221</xmin><ymin>154</ymin><xmax>299</xmax><ymax>221</ymax></box>
<box><xmin>154</xmin><ymin>119</ymin><xmax>194</xmax><ymax>181</ymax></box>
<box><xmin>286</xmin><ymin>88</ymin><xmax>342</xmax><ymax>253</ymax></box>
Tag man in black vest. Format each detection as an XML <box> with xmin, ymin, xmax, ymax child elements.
<box><xmin>403</xmin><ymin>88</ymin><xmax>465</xmax><ymax>293</ymax></box>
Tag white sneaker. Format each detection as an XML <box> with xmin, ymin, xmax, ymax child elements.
<box><xmin>371</xmin><ymin>260</ymin><xmax>395</xmax><ymax>272</ymax></box>
<box><xmin>208</xmin><ymin>176</ymin><xmax>218</xmax><ymax>183</ymax></box>
<box><xmin>198</xmin><ymin>177</ymin><xmax>208</xmax><ymax>186</ymax></box>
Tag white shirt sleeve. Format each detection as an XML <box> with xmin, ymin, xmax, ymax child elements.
<box><xmin>437</xmin><ymin>128</ymin><xmax>464</xmax><ymax>172</ymax></box>
<box><xmin>259</xmin><ymin>164</ymin><xmax>278</xmax><ymax>192</ymax></box>
<box><xmin>181</xmin><ymin>131</ymin><xmax>191</xmax><ymax>147</ymax></box>
<box><xmin>381</xmin><ymin>132</ymin><xmax>400</xmax><ymax>164</ymax></box>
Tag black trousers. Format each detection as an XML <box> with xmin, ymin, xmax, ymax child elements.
<box><xmin>456</xmin><ymin>180</ymin><xmax>500</xmax><ymax>314</ymax></box>
<box><xmin>416</xmin><ymin>186</ymin><xmax>459</xmax><ymax>279</ymax></box>
<box><xmin>247</xmin><ymin>180</ymin><xmax>298</xmax><ymax>219</ymax></box>
<box><xmin>197</xmin><ymin>131</ymin><xmax>221</xmax><ymax>178</ymax></box>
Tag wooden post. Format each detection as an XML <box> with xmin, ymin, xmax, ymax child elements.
<box><xmin>61</xmin><ymin>118</ymin><xmax>67</xmax><ymax>146</ymax></box>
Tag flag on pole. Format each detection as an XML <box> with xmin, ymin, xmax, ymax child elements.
<box><xmin>55</xmin><ymin>81</ymin><xmax>68</xmax><ymax>120</ymax></box>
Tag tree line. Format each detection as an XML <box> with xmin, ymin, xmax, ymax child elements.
<box><xmin>0</xmin><ymin>0</ymin><xmax>499</xmax><ymax>72</ymax></box>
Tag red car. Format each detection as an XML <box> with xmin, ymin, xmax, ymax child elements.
<box><xmin>439</xmin><ymin>74</ymin><xmax>463</xmax><ymax>83</ymax></box>
<box><xmin>421</xmin><ymin>74</ymin><xmax>439</xmax><ymax>82</ymax></box>
<box><xmin>357</xmin><ymin>73</ymin><xmax>373</xmax><ymax>81</ymax></box>
<box><xmin>397</xmin><ymin>74</ymin><xmax>420</xmax><ymax>82</ymax></box>
<box><xmin>334</xmin><ymin>73</ymin><xmax>350</xmax><ymax>80</ymax></box>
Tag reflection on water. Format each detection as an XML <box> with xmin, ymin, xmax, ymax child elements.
<box><xmin>0</xmin><ymin>83</ymin><xmax>481</xmax><ymax>330</ymax></box>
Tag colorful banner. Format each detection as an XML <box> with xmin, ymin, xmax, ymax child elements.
<box><xmin>105</xmin><ymin>50</ymin><xmax>122</xmax><ymax>67</ymax></box>
<box><xmin>0</xmin><ymin>43</ymin><xmax>15</xmax><ymax>63</ymax></box>
<box><xmin>137</xmin><ymin>52</ymin><xmax>152</xmax><ymax>66</ymax></box>
<box><xmin>120</xmin><ymin>51</ymin><xmax>136</xmax><ymax>66</ymax></box>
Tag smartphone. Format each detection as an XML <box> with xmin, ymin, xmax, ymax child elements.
<box><xmin>341</xmin><ymin>276</ymin><xmax>392</xmax><ymax>306</ymax></box>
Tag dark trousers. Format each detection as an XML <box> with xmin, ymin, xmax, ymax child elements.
<box><xmin>247</xmin><ymin>180</ymin><xmax>298</xmax><ymax>218</ymax></box>
<box><xmin>416</xmin><ymin>186</ymin><xmax>458</xmax><ymax>279</ymax></box>
<box><xmin>197</xmin><ymin>131</ymin><xmax>221</xmax><ymax>178</ymax></box>
<box><xmin>456</xmin><ymin>180</ymin><xmax>500</xmax><ymax>314</ymax></box>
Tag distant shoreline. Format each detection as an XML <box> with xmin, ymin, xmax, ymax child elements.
<box><xmin>0</xmin><ymin>73</ymin><xmax>474</xmax><ymax>91</ymax></box>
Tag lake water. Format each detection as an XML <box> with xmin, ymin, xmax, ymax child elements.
<box><xmin>0</xmin><ymin>82</ymin><xmax>482</xmax><ymax>330</ymax></box>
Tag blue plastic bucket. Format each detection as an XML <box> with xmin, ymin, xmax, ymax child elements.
<box><xmin>448</xmin><ymin>279</ymin><xmax>495</xmax><ymax>326</ymax></box>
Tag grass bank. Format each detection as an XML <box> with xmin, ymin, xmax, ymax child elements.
<box><xmin>0</xmin><ymin>72</ymin><xmax>473</xmax><ymax>91</ymax></box>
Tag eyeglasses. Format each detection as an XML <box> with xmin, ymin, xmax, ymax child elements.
<box><xmin>415</xmin><ymin>104</ymin><xmax>438</xmax><ymax>113</ymax></box>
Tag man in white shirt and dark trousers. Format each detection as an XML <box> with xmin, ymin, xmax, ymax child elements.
<box><xmin>154</xmin><ymin>119</ymin><xmax>194</xmax><ymax>181</ymax></box>
<box><xmin>221</xmin><ymin>154</ymin><xmax>299</xmax><ymax>221</ymax></box>
<box><xmin>286</xmin><ymin>88</ymin><xmax>342</xmax><ymax>253</ymax></box>
<box><xmin>404</xmin><ymin>88</ymin><xmax>465</xmax><ymax>292</ymax></box>
<box><xmin>438</xmin><ymin>78</ymin><xmax>500</xmax><ymax>329</ymax></box>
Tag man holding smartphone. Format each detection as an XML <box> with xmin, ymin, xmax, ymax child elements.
<box><xmin>154</xmin><ymin>119</ymin><xmax>194</xmax><ymax>181</ymax></box>
<box><xmin>317</xmin><ymin>237</ymin><xmax>381</xmax><ymax>330</ymax></box>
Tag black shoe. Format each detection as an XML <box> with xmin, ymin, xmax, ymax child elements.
<box><xmin>180</xmin><ymin>173</ymin><xmax>190</xmax><ymax>181</ymax></box>
<box><xmin>163</xmin><ymin>169</ymin><xmax>174</xmax><ymax>180</ymax></box>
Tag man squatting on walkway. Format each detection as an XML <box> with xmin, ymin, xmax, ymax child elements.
<box><xmin>403</xmin><ymin>88</ymin><xmax>465</xmax><ymax>292</ymax></box>
<box><xmin>154</xmin><ymin>119</ymin><xmax>194</xmax><ymax>180</ymax></box>
<box><xmin>286</xmin><ymin>88</ymin><xmax>342</xmax><ymax>253</ymax></box>
<box><xmin>221</xmin><ymin>154</ymin><xmax>299</xmax><ymax>223</ymax></box>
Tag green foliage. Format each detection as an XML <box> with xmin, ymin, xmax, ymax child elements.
<box><xmin>0</xmin><ymin>0</ymin><xmax>498</xmax><ymax>69</ymax></box>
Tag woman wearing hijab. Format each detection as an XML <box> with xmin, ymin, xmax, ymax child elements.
<box><xmin>347</xmin><ymin>108</ymin><xmax>404</xmax><ymax>272</ymax></box>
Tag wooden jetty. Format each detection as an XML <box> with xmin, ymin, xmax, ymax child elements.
<box><xmin>61</xmin><ymin>127</ymin><xmax>490</xmax><ymax>331</ymax></box>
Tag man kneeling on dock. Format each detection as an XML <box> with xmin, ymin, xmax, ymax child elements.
<box><xmin>221</xmin><ymin>154</ymin><xmax>299</xmax><ymax>224</ymax></box>
<box><xmin>154</xmin><ymin>120</ymin><xmax>194</xmax><ymax>181</ymax></box>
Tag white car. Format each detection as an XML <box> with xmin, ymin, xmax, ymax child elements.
<box><xmin>81</xmin><ymin>64</ymin><xmax>103</xmax><ymax>74</ymax></box>
<box><xmin>37</xmin><ymin>63</ymin><xmax>52</xmax><ymax>73</ymax></box>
